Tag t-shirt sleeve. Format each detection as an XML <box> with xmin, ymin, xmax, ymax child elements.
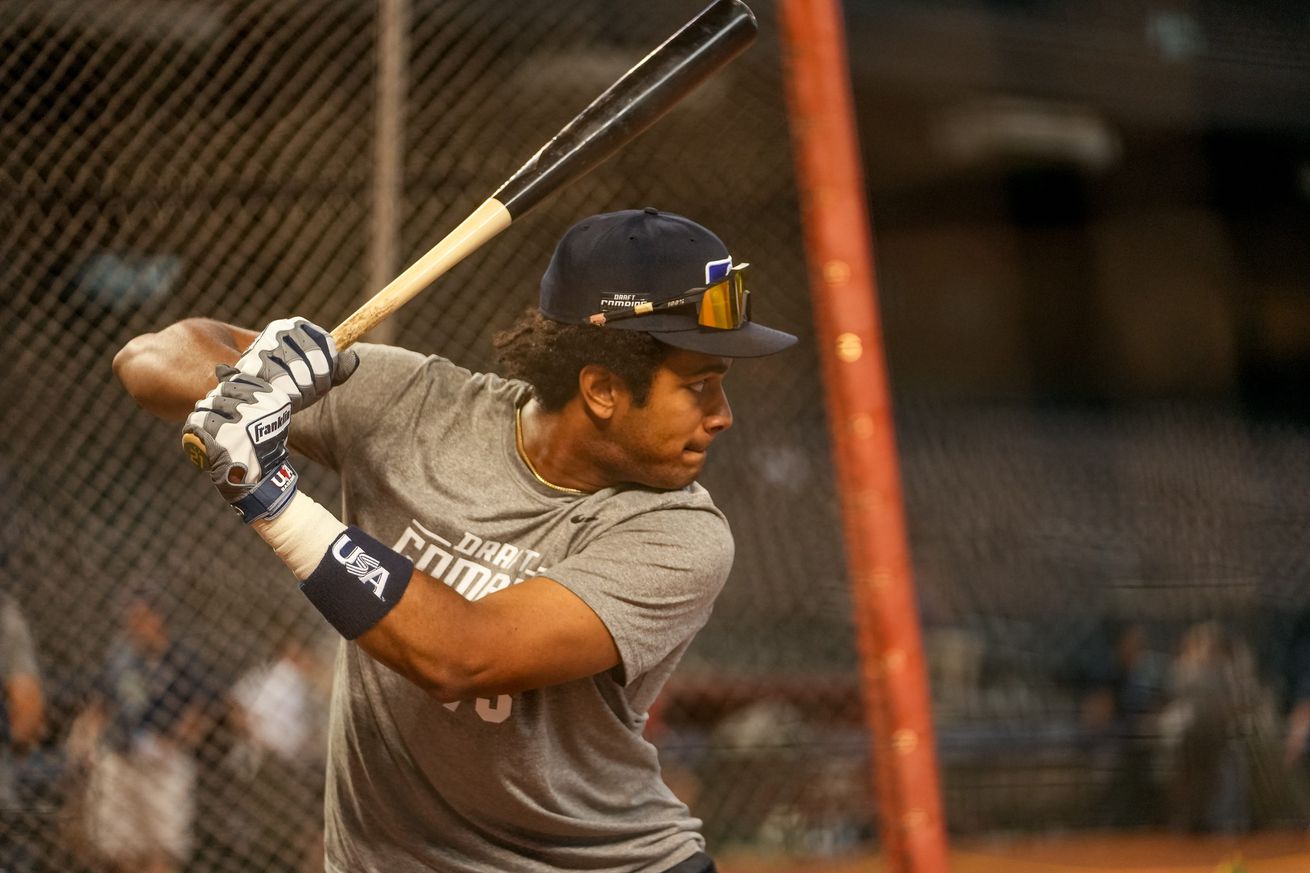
<box><xmin>545</xmin><ymin>503</ymin><xmax>734</xmax><ymax>684</ymax></box>
<box><xmin>291</xmin><ymin>344</ymin><xmax>468</xmax><ymax>472</ymax></box>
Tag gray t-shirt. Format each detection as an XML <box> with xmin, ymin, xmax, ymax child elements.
<box><xmin>0</xmin><ymin>593</ymin><xmax>40</xmax><ymax>808</ymax></box>
<box><xmin>293</xmin><ymin>344</ymin><xmax>734</xmax><ymax>873</ymax></box>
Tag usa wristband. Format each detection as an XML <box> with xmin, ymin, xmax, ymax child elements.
<box><xmin>300</xmin><ymin>526</ymin><xmax>413</xmax><ymax>639</ymax></box>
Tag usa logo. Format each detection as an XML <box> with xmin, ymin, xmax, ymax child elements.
<box><xmin>331</xmin><ymin>535</ymin><xmax>390</xmax><ymax>599</ymax></box>
<box><xmin>269</xmin><ymin>463</ymin><xmax>295</xmax><ymax>489</ymax></box>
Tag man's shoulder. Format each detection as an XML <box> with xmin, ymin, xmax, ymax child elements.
<box><xmin>353</xmin><ymin>343</ymin><xmax>461</xmax><ymax>382</ymax></box>
<box><xmin>593</xmin><ymin>482</ymin><xmax>731</xmax><ymax>543</ymax></box>
<box><xmin>605</xmin><ymin>480</ymin><xmax>719</xmax><ymax>509</ymax></box>
<box><xmin>353</xmin><ymin>343</ymin><xmax>528</xmax><ymax>404</ymax></box>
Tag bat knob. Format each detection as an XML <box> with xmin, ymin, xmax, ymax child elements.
<box><xmin>182</xmin><ymin>432</ymin><xmax>210</xmax><ymax>470</ymax></box>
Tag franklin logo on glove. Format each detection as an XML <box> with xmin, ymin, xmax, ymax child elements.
<box><xmin>248</xmin><ymin>406</ymin><xmax>291</xmax><ymax>445</ymax></box>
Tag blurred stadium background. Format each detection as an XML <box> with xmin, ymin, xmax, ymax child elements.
<box><xmin>3</xmin><ymin>0</ymin><xmax>1310</xmax><ymax>871</ymax></box>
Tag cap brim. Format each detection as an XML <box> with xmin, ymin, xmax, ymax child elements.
<box><xmin>645</xmin><ymin>322</ymin><xmax>798</xmax><ymax>358</ymax></box>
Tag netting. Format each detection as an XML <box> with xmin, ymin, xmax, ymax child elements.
<box><xmin>900</xmin><ymin>402</ymin><xmax>1310</xmax><ymax>834</ymax></box>
<box><xmin>4</xmin><ymin>1</ymin><xmax>1310</xmax><ymax>871</ymax></box>
<box><xmin>1</xmin><ymin>2</ymin><xmax>854</xmax><ymax>870</ymax></box>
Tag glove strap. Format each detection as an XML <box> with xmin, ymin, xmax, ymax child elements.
<box><xmin>232</xmin><ymin>460</ymin><xmax>300</xmax><ymax>524</ymax></box>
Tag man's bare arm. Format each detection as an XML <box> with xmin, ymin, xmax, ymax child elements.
<box><xmin>250</xmin><ymin>495</ymin><xmax>622</xmax><ymax>702</ymax></box>
<box><xmin>113</xmin><ymin>318</ymin><xmax>256</xmax><ymax>421</ymax></box>
<box><xmin>357</xmin><ymin>572</ymin><xmax>621</xmax><ymax>702</ymax></box>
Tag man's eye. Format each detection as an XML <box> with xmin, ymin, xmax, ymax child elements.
<box><xmin>687</xmin><ymin>380</ymin><xmax>706</xmax><ymax>393</ymax></box>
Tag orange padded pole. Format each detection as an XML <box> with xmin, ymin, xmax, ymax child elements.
<box><xmin>779</xmin><ymin>1</ymin><xmax>949</xmax><ymax>870</ymax></box>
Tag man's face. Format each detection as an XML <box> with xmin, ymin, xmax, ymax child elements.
<box><xmin>605</xmin><ymin>348</ymin><xmax>734</xmax><ymax>490</ymax></box>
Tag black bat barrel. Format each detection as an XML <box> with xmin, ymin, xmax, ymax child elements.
<box><xmin>492</xmin><ymin>0</ymin><xmax>757</xmax><ymax>218</ymax></box>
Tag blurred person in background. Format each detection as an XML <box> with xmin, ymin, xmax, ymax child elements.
<box><xmin>226</xmin><ymin>631</ymin><xmax>331</xmax><ymax>873</ymax></box>
<box><xmin>64</xmin><ymin>586</ymin><xmax>220</xmax><ymax>873</ymax></box>
<box><xmin>0</xmin><ymin>588</ymin><xmax>46</xmax><ymax>873</ymax></box>
<box><xmin>1159</xmin><ymin>622</ymin><xmax>1262</xmax><ymax>834</ymax></box>
<box><xmin>1082</xmin><ymin>622</ymin><xmax>1168</xmax><ymax>828</ymax></box>
<box><xmin>1278</xmin><ymin>608</ymin><xmax>1310</xmax><ymax>822</ymax></box>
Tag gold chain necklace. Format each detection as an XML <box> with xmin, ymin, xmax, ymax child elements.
<box><xmin>515</xmin><ymin>405</ymin><xmax>586</xmax><ymax>495</ymax></box>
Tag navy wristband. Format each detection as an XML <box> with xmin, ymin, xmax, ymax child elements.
<box><xmin>300</xmin><ymin>526</ymin><xmax>413</xmax><ymax>639</ymax></box>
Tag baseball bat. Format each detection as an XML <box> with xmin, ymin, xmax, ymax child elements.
<box><xmin>331</xmin><ymin>0</ymin><xmax>757</xmax><ymax>349</ymax></box>
<box><xmin>182</xmin><ymin>0</ymin><xmax>757</xmax><ymax>470</ymax></box>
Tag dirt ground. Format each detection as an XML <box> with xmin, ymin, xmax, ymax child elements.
<box><xmin>720</xmin><ymin>832</ymin><xmax>1310</xmax><ymax>872</ymax></box>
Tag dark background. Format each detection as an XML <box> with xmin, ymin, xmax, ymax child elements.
<box><xmin>2</xmin><ymin>0</ymin><xmax>1309</xmax><ymax>865</ymax></box>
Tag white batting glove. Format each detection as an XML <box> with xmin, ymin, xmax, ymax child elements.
<box><xmin>183</xmin><ymin>369</ymin><xmax>298</xmax><ymax>523</ymax></box>
<box><xmin>233</xmin><ymin>317</ymin><xmax>358</xmax><ymax>412</ymax></box>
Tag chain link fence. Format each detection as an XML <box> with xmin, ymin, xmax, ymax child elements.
<box><xmin>5</xmin><ymin>1</ymin><xmax>1310</xmax><ymax>871</ymax></box>
<box><xmin>2</xmin><ymin>2</ymin><xmax>857</xmax><ymax>870</ymax></box>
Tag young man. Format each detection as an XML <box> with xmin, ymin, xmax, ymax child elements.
<box><xmin>114</xmin><ymin>208</ymin><xmax>795</xmax><ymax>872</ymax></box>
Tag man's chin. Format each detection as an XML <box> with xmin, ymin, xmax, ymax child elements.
<box><xmin>635</xmin><ymin>462</ymin><xmax>703</xmax><ymax>492</ymax></box>
<box><xmin>666</xmin><ymin>455</ymin><xmax>707</xmax><ymax>489</ymax></box>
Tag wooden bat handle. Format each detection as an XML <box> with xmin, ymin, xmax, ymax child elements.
<box><xmin>180</xmin><ymin>198</ymin><xmax>511</xmax><ymax>471</ymax></box>
<box><xmin>331</xmin><ymin>198</ymin><xmax>512</xmax><ymax>350</ymax></box>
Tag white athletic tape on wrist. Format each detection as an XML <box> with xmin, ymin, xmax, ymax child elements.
<box><xmin>253</xmin><ymin>492</ymin><xmax>347</xmax><ymax>580</ymax></box>
<box><xmin>253</xmin><ymin>492</ymin><xmax>413</xmax><ymax>638</ymax></box>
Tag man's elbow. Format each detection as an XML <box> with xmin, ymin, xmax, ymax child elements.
<box><xmin>112</xmin><ymin>318</ymin><xmax>228</xmax><ymax>421</ymax></box>
<box><xmin>112</xmin><ymin>333</ymin><xmax>165</xmax><ymax>410</ymax></box>
<box><xmin>418</xmin><ymin>656</ymin><xmax>496</xmax><ymax>704</ymax></box>
<box><xmin>389</xmin><ymin>645</ymin><xmax>500</xmax><ymax>704</ymax></box>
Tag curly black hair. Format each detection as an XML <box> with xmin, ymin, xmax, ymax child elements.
<box><xmin>492</xmin><ymin>308</ymin><xmax>669</xmax><ymax>411</ymax></box>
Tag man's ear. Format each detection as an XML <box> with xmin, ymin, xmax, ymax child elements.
<box><xmin>578</xmin><ymin>364</ymin><xmax>624</xmax><ymax>420</ymax></box>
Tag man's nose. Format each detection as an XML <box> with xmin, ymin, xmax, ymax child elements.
<box><xmin>704</xmin><ymin>387</ymin><xmax>733</xmax><ymax>434</ymax></box>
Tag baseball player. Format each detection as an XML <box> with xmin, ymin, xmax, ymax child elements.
<box><xmin>113</xmin><ymin>208</ymin><xmax>796</xmax><ymax>873</ymax></box>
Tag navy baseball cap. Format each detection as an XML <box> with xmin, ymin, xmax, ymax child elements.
<box><xmin>539</xmin><ymin>208</ymin><xmax>797</xmax><ymax>358</ymax></box>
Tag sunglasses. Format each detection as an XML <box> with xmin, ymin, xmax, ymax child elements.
<box><xmin>586</xmin><ymin>263</ymin><xmax>751</xmax><ymax>331</ymax></box>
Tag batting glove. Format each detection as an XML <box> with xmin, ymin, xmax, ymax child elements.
<box><xmin>233</xmin><ymin>317</ymin><xmax>358</xmax><ymax>412</ymax></box>
<box><xmin>183</xmin><ymin>368</ymin><xmax>299</xmax><ymax>523</ymax></box>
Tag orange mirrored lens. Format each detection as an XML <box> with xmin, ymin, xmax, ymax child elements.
<box><xmin>697</xmin><ymin>272</ymin><xmax>747</xmax><ymax>329</ymax></box>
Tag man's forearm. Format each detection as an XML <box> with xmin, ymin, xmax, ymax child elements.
<box><xmin>113</xmin><ymin>318</ymin><xmax>255</xmax><ymax>421</ymax></box>
<box><xmin>253</xmin><ymin>492</ymin><xmax>620</xmax><ymax>702</ymax></box>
